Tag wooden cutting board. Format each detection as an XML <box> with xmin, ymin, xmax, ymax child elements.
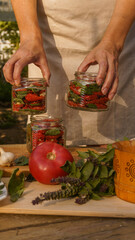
<box><xmin>0</xmin><ymin>144</ymin><xmax>104</xmax><ymax>177</ymax></box>
<box><xmin>0</xmin><ymin>178</ymin><xmax>135</xmax><ymax>218</ymax></box>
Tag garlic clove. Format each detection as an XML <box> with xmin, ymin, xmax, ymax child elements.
<box><xmin>0</xmin><ymin>147</ymin><xmax>15</xmax><ymax>166</ymax></box>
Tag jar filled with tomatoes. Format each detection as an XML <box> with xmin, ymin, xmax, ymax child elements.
<box><xmin>12</xmin><ymin>78</ymin><xmax>47</xmax><ymax>115</ymax></box>
<box><xmin>26</xmin><ymin>114</ymin><xmax>66</xmax><ymax>153</ymax></box>
<box><xmin>66</xmin><ymin>72</ymin><xmax>109</xmax><ymax>111</ymax></box>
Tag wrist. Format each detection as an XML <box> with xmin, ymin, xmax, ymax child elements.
<box><xmin>20</xmin><ymin>28</ymin><xmax>43</xmax><ymax>44</ymax></box>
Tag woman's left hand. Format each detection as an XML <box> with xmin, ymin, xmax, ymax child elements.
<box><xmin>78</xmin><ymin>40</ymin><xmax>120</xmax><ymax>100</ymax></box>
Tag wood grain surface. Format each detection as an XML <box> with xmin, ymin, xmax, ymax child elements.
<box><xmin>0</xmin><ymin>178</ymin><xmax>135</xmax><ymax>218</ymax></box>
<box><xmin>0</xmin><ymin>144</ymin><xmax>135</xmax><ymax>240</ymax></box>
<box><xmin>0</xmin><ymin>214</ymin><xmax>135</xmax><ymax>240</ymax></box>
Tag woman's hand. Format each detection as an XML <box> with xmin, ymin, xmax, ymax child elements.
<box><xmin>78</xmin><ymin>40</ymin><xmax>120</xmax><ymax>100</ymax></box>
<box><xmin>3</xmin><ymin>38</ymin><xmax>51</xmax><ymax>86</ymax></box>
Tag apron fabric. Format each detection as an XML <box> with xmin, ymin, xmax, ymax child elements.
<box><xmin>28</xmin><ymin>0</ymin><xmax>135</xmax><ymax>146</ymax></box>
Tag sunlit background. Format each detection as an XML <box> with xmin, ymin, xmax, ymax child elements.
<box><xmin>0</xmin><ymin>0</ymin><xmax>28</xmax><ymax>144</ymax></box>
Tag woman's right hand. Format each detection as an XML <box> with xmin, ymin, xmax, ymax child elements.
<box><xmin>3</xmin><ymin>38</ymin><xmax>51</xmax><ymax>86</ymax></box>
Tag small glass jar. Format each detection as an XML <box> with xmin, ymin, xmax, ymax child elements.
<box><xmin>66</xmin><ymin>72</ymin><xmax>109</xmax><ymax>111</ymax></box>
<box><xmin>12</xmin><ymin>78</ymin><xmax>47</xmax><ymax>115</ymax></box>
<box><xmin>26</xmin><ymin>114</ymin><xmax>66</xmax><ymax>153</ymax></box>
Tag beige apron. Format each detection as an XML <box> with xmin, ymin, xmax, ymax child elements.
<box><xmin>29</xmin><ymin>0</ymin><xmax>135</xmax><ymax>146</ymax></box>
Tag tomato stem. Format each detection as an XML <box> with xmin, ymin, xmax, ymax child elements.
<box><xmin>47</xmin><ymin>152</ymin><xmax>56</xmax><ymax>160</ymax></box>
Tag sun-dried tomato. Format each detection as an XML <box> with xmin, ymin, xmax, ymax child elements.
<box><xmin>95</xmin><ymin>103</ymin><xmax>108</xmax><ymax>109</ymax></box>
<box><xmin>25</xmin><ymin>93</ymin><xmax>44</xmax><ymax>102</ymax></box>
<box><xmin>69</xmin><ymin>85</ymin><xmax>81</xmax><ymax>95</ymax></box>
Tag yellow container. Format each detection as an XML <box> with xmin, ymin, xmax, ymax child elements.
<box><xmin>113</xmin><ymin>140</ymin><xmax>135</xmax><ymax>203</ymax></box>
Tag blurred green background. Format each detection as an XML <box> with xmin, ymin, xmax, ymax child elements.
<box><xmin>0</xmin><ymin>21</ymin><xmax>28</xmax><ymax>144</ymax></box>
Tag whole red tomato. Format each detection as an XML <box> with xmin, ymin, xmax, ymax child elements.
<box><xmin>29</xmin><ymin>142</ymin><xmax>74</xmax><ymax>184</ymax></box>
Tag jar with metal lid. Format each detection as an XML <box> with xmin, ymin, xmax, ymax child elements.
<box><xmin>66</xmin><ymin>72</ymin><xmax>109</xmax><ymax>111</ymax></box>
<box><xmin>12</xmin><ymin>78</ymin><xmax>47</xmax><ymax>115</ymax></box>
<box><xmin>26</xmin><ymin>114</ymin><xmax>66</xmax><ymax>153</ymax></box>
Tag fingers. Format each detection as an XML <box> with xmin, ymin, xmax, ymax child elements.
<box><xmin>3</xmin><ymin>54</ymin><xmax>20</xmax><ymax>85</ymax></box>
<box><xmin>78</xmin><ymin>48</ymin><xmax>119</xmax><ymax>99</ymax></box>
<box><xmin>13</xmin><ymin>57</ymin><xmax>34</xmax><ymax>85</ymax></box>
<box><xmin>107</xmin><ymin>62</ymin><xmax>119</xmax><ymax>100</ymax></box>
<box><xmin>35</xmin><ymin>57</ymin><xmax>51</xmax><ymax>86</ymax></box>
<box><xmin>101</xmin><ymin>55</ymin><xmax>116</xmax><ymax>95</ymax></box>
<box><xmin>77</xmin><ymin>55</ymin><xmax>97</xmax><ymax>72</ymax></box>
<box><xmin>3</xmin><ymin>47</ymin><xmax>51</xmax><ymax>86</ymax></box>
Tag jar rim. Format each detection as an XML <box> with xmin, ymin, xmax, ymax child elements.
<box><xmin>75</xmin><ymin>71</ymin><xmax>97</xmax><ymax>78</ymax></box>
<box><xmin>31</xmin><ymin>114</ymin><xmax>63</xmax><ymax>123</ymax></box>
<box><xmin>22</xmin><ymin>77</ymin><xmax>46</xmax><ymax>81</ymax></box>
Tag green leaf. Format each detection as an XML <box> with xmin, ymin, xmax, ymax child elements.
<box><xmin>69</xmin><ymin>161</ymin><xmax>76</xmax><ymax>176</ymax></box>
<box><xmin>85</xmin><ymin>182</ymin><xmax>93</xmax><ymax>192</ymax></box>
<box><xmin>10</xmin><ymin>189</ymin><xmax>24</xmax><ymax>202</ymax></box>
<box><xmin>89</xmin><ymin>178</ymin><xmax>100</xmax><ymax>189</ymax></box>
<box><xmin>14</xmin><ymin>156</ymin><xmax>29</xmax><ymax>166</ymax></box>
<box><xmin>123</xmin><ymin>137</ymin><xmax>129</xmax><ymax>141</ymax></box>
<box><xmin>93</xmin><ymin>165</ymin><xmax>99</xmax><ymax>178</ymax></box>
<box><xmin>45</xmin><ymin>128</ymin><xmax>61</xmax><ymax>136</ymax></box>
<box><xmin>75</xmin><ymin>168</ymin><xmax>81</xmax><ymax>179</ymax></box>
<box><xmin>81</xmin><ymin>161</ymin><xmax>94</xmax><ymax>182</ymax></box>
<box><xmin>87</xmin><ymin>103</ymin><xmax>97</xmax><ymax>109</ymax></box>
<box><xmin>8</xmin><ymin>168</ymin><xmax>25</xmax><ymax>202</ymax></box>
<box><xmin>108</xmin><ymin>169</ymin><xmax>115</xmax><ymax>177</ymax></box>
<box><xmin>92</xmin><ymin>193</ymin><xmax>101</xmax><ymax>200</ymax></box>
<box><xmin>78</xmin><ymin>187</ymin><xmax>89</xmax><ymax>197</ymax></box>
<box><xmin>61</xmin><ymin>161</ymin><xmax>73</xmax><ymax>174</ymax></box>
<box><xmin>13</xmin><ymin>98</ymin><xmax>24</xmax><ymax>104</ymax></box>
<box><xmin>98</xmin><ymin>148</ymin><xmax>115</xmax><ymax>163</ymax></box>
<box><xmin>88</xmin><ymin>149</ymin><xmax>99</xmax><ymax>159</ymax></box>
<box><xmin>0</xmin><ymin>170</ymin><xmax>3</xmax><ymax>181</ymax></box>
<box><xmin>76</xmin><ymin>159</ymin><xmax>84</xmax><ymax>168</ymax></box>
<box><xmin>77</xmin><ymin>151</ymin><xmax>89</xmax><ymax>159</ymax></box>
<box><xmin>0</xmin><ymin>184</ymin><xmax>4</xmax><ymax>190</ymax></box>
<box><xmin>100</xmin><ymin>165</ymin><xmax>108</xmax><ymax>178</ymax></box>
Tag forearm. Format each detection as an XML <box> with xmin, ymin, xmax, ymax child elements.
<box><xmin>102</xmin><ymin>0</ymin><xmax>135</xmax><ymax>53</ymax></box>
<box><xmin>11</xmin><ymin>0</ymin><xmax>42</xmax><ymax>42</ymax></box>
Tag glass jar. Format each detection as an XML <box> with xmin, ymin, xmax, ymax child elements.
<box><xmin>26</xmin><ymin>114</ymin><xmax>66</xmax><ymax>153</ymax></box>
<box><xmin>66</xmin><ymin>72</ymin><xmax>109</xmax><ymax>111</ymax></box>
<box><xmin>12</xmin><ymin>78</ymin><xmax>47</xmax><ymax>115</ymax></box>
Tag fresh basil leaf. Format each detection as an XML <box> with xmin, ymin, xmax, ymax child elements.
<box><xmin>88</xmin><ymin>149</ymin><xmax>99</xmax><ymax>159</ymax></box>
<box><xmin>89</xmin><ymin>178</ymin><xmax>100</xmax><ymax>189</ymax></box>
<box><xmin>77</xmin><ymin>151</ymin><xmax>89</xmax><ymax>159</ymax></box>
<box><xmin>45</xmin><ymin>128</ymin><xmax>60</xmax><ymax>136</ymax></box>
<box><xmin>108</xmin><ymin>169</ymin><xmax>115</xmax><ymax>177</ymax></box>
<box><xmin>14</xmin><ymin>156</ymin><xmax>29</xmax><ymax>166</ymax></box>
<box><xmin>76</xmin><ymin>159</ymin><xmax>84</xmax><ymax>168</ymax></box>
<box><xmin>92</xmin><ymin>193</ymin><xmax>101</xmax><ymax>200</ymax></box>
<box><xmin>61</xmin><ymin>160</ymin><xmax>73</xmax><ymax>174</ymax></box>
<box><xmin>85</xmin><ymin>182</ymin><xmax>92</xmax><ymax>192</ymax></box>
<box><xmin>100</xmin><ymin>165</ymin><xmax>108</xmax><ymax>178</ymax></box>
<box><xmin>8</xmin><ymin>168</ymin><xmax>25</xmax><ymax>202</ymax></box>
<box><xmin>10</xmin><ymin>189</ymin><xmax>24</xmax><ymax>202</ymax></box>
<box><xmin>93</xmin><ymin>165</ymin><xmax>99</xmax><ymax>178</ymax></box>
<box><xmin>75</xmin><ymin>168</ymin><xmax>81</xmax><ymax>179</ymax></box>
<box><xmin>69</xmin><ymin>161</ymin><xmax>77</xmax><ymax>178</ymax></box>
<box><xmin>78</xmin><ymin>187</ymin><xmax>89</xmax><ymax>197</ymax></box>
<box><xmin>81</xmin><ymin>161</ymin><xmax>94</xmax><ymax>182</ymax></box>
<box><xmin>98</xmin><ymin>148</ymin><xmax>115</xmax><ymax>163</ymax></box>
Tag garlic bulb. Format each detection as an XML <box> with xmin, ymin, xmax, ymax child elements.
<box><xmin>0</xmin><ymin>148</ymin><xmax>15</xmax><ymax>166</ymax></box>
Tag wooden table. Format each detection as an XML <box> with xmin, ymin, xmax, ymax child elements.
<box><xmin>0</xmin><ymin>144</ymin><xmax>135</xmax><ymax>240</ymax></box>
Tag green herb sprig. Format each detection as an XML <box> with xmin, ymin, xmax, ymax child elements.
<box><xmin>32</xmin><ymin>145</ymin><xmax>115</xmax><ymax>205</ymax></box>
